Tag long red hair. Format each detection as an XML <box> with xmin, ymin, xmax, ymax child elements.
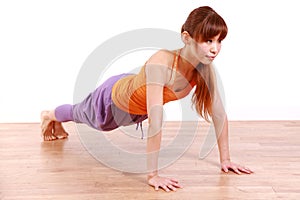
<box><xmin>182</xmin><ymin>6</ymin><xmax>228</xmax><ymax>121</ymax></box>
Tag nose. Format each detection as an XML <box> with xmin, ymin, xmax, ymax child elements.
<box><xmin>210</xmin><ymin>42</ymin><xmax>219</xmax><ymax>55</ymax></box>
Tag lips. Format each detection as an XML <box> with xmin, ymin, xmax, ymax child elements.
<box><xmin>207</xmin><ymin>56</ymin><xmax>216</xmax><ymax>60</ymax></box>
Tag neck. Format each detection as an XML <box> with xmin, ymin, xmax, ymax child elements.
<box><xmin>179</xmin><ymin>46</ymin><xmax>200</xmax><ymax>68</ymax></box>
<box><xmin>177</xmin><ymin>47</ymin><xmax>197</xmax><ymax>79</ymax></box>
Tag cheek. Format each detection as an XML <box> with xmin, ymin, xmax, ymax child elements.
<box><xmin>195</xmin><ymin>45</ymin><xmax>207</xmax><ymax>56</ymax></box>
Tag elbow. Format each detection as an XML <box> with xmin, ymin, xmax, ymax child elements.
<box><xmin>148</xmin><ymin>120</ymin><xmax>162</xmax><ymax>138</ymax></box>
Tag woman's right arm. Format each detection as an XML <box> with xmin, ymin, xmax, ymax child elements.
<box><xmin>145</xmin><ymin>50</ymin><xmax>183</xmax><ymax>192</ymax></box>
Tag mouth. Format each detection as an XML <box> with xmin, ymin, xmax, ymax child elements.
<box><xmin>206</xmin><ymin>56</ymin><xmax>216</xmax><ymax>61</ymax></box>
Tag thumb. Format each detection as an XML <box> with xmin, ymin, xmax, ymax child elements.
<box><xmin>222</xmin><ymin>165</ymin><xmax>229</xmax><ymax>173</ymax></box>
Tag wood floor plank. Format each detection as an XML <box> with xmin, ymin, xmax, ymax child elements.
<box><xmin>1</xmin><ymin>121</ymin><xmax>300</xmax><ymax>199</ymax></box>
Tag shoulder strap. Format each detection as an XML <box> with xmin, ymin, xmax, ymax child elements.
<box><xmin>169</xmin><ymin>49</ymin><xmax>180</xmax><ymax>84</ymax></box>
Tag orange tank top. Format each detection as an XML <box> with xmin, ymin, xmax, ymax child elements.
<box><xmin>111</xmin><ymin>50</ymin><xmax>196</xmax><ymax>115</ymax></box>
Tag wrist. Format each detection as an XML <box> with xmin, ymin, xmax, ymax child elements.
<box><xmin>220</xmin><ymin>158</ymin><xmax>231</xmax><ymax>163</ymax></box>
<box><xmin>219</xmin><ymin>152</ymin><xmax>230</xmax><ymax>163</ymax></box>
<box><xmin>147</xmin><ymin>171</ymin><xmax>158</xmax><ymax>180</ymax></box>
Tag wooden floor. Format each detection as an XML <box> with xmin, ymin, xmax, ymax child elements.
<box><xmin>1</xmin><ymin>121</ymin><xmax>300</xmax><ymax>200</ymax></box>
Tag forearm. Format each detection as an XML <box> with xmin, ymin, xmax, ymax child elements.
<box><xmin>215</xmin><ymin>115</ymin><xmax>230</xmax><ymax>163</ymax></box>
<box><xmin>146</xmin><ymin>130</ymin><xmax>162</xmax><ymax>179</ymax></box>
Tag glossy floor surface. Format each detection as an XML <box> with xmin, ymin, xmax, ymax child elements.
<box><xmin>1</xmin><ymin>121</ymin><xmax>300</xmax><ymax>199</ymax></box>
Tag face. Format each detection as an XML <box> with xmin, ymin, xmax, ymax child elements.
<box><xmin>183</xmin><ymin>32</ymin><xmax>222</xmax><ymax>65</ymax></box>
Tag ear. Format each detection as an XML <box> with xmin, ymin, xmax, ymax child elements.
<box><xmin>181</xmin><ymin>31</ymin><xmax>192</xmax><ymax>45</ymax></box>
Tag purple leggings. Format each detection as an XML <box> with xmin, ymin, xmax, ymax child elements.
<box><xmin>54</xmin><ymin>74</ymin><xmax>148</xmax><ymax>131</ymax></box>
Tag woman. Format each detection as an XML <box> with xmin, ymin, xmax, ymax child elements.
<box><xmin>41</xmin><ymin>6</ymin><xmax>253</xmax><ymax>192</ymax></box>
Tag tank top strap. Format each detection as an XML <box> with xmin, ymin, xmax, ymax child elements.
<box><xmin>169</xmin><ymin>49</ymin><xmax>181</xmax><ymax>85</ymax></box>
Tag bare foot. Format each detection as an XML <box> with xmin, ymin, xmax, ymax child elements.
<box><xmin>53</xmin><ymin>121</ymin><xmax>69</xmax><ymax>139</ymax></box>
<box><xmin>40</xmin><ymin>111</ymin><xmax>57</xmax><ymax>141</ymax></box>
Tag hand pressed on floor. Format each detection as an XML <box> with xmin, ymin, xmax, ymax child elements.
<box><xmin>148</xmin><ymin>175</ymin><xmax>183</xmax><ymax>192</ymax></box>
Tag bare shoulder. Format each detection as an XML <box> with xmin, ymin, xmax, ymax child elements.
<box><xmin>145</xmin><ymin>49</ymin><xmax>175</xmax><ymax>84</ymax></box>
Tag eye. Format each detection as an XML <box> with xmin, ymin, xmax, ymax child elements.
<box><xmin>207</xmin><ymin>40</ymin><xmax>213</xmax><ymax>43</ymax></box>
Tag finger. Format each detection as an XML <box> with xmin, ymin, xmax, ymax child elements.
<box><xmin>232</xmin><ymin>166</ymin><xmax>242</xmax><ymax>175</ymax></box>
<box><xmin>154</xmin><ymin>185</ymin><xmax>159</xmax><ymax>191</ymax></box>
<box><xmin>172</xmin><ymin>182</ymin><xmax>183</xmax><ymax>188</ymax></box>
<box><xmin>170</xmin><ymin>178</ymin><xmax>179</xmax><ymax>183</ymax></box>
<box><xmin>222</xmin><ymin>165</ymin><xmax>229</xmax><ymax>173</ymax></box>
<box><xmin>169</xmin><ymin>179</ymin><xmax>182</xmax><ymax>188</ymax></box>
<box><xmin>245</xmin><ymin>167</ymin><xmax>254</xmax><ymax>173</ymax></box>
<box><xmin>167</xmin><ymin>184</ymin><xmax>177</xmax><ymax>191</ymax></box>
<box><xmin>161</xmin><ymin>185</ymin><xmax>170</xmax><ymax>192</ymax></box>
<box><xmin>239</xmin><ymin>167</ymin><xmax>253</xmax><ymax>174</ymax></box>
<box><xmin>168</xmin><ymin>181</ymin><xmax>182</xmax><ymax>189</ymax></box>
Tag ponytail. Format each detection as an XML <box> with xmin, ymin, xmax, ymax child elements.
<box><xmin>192</xmin><ymin>63</ymin><xmax>216</xmax><ymax>122</ymax></box>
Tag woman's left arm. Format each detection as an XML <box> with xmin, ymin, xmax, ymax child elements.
<box><xmin>212</xmin><ymin>88</ymin><xmax>253</xmax><ymax>174</ymax></box>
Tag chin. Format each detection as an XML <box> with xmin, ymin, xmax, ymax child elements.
<box><xmin>200</xmin><ymin>60</ymin><xmax>213</xmax><ymax>65</ymax></box>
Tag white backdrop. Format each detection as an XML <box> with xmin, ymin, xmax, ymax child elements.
<box><xmin>0</xmin><ymin>0</ymin><xmax>299</xmax><ymax>122</ymax></box>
